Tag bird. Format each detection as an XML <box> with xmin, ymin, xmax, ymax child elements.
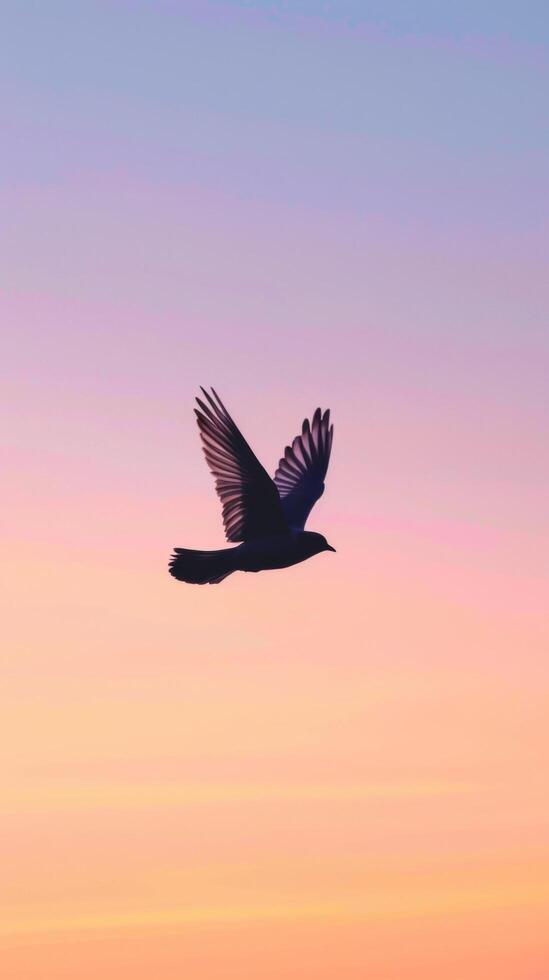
<box><xmin>169</xmin><ymin>387</ymin><xmax>335</xmax><ymax>585</ymax></box>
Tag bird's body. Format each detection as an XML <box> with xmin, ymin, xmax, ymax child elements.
<box><xmin>169</xmin><ymin>389</ymin><xmax>335</xmax><ymax>585</ymax></box>
<box><xmin>238</xmin><ymin>530</ymin><xmax>334</xmax><ymax>572</ymax></box>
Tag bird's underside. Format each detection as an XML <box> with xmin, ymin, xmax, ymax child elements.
<box><xmin>169</xmin><ymin>388</ymin><xmax>334</xmax><ymax>585</ymax></box>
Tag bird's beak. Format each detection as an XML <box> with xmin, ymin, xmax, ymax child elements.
<box><xmin>327</xmin><ymin>545</ymin><xmax>336</xmax><ymax>553</ymax></box>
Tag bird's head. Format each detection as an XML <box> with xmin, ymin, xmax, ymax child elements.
<box><xmin>307</xmin><ymin>532</ymin><xmax>336</xmax><ymax>555</ymax></box>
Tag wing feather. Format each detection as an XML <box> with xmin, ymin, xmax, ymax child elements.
<box><xmin>274</xmin><ymin>408</ymin><xmax>333</xmax><ymax>529</ymax></box>
<box><xmin>195</xmin><ymin>388</ymin><xmax>288</xmax><ymax>543</ymax></box>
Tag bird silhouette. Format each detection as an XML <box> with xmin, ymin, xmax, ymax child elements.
<box><xmin>169</xmin><ymin>388</ymin><xmax>335</xmax><ymax>585</ymax></box>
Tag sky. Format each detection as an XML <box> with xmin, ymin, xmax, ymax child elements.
<box><xmin>2</xmin><ymin>1</ymin><xmax>548</xmax><ymax>977</ymax></box>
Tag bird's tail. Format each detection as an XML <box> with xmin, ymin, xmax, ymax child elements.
<box><xmin>168</xmin><ymin>546</ymin><xmax>240</xmax><ymax>585</ymax></box>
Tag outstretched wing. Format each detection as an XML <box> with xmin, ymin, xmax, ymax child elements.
<box><xmin>274</xmin><ymin>408</ymin><xmax>333</xmax><ymax>529</ymax></box>
<box><xmin>195</xmin><ymin>388</ymin><xmax>289</xmax><ymax>543</ymax></box>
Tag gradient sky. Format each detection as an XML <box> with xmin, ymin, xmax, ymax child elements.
<box><xmin>2</xmin><ymin>2</ymin><xmax>549</xmax><ymax>977</ymax></box>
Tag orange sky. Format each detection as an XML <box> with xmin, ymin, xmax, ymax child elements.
<box><xmin>3</xmin><ymin>519</ymin><xmax>548</xmax><ymax>976</ymax></box>
<box><xmin>3</xmin><ymin>2</ymin><xmax>549</xmax><ymax>977</ymax></box>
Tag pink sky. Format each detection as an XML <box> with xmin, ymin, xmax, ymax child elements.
<box><xmin>2</xmin><ymin>2</ymin><xmax>548</xmax><ymax>977</ymax></box>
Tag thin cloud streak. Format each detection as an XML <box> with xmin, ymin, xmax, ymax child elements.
<box><xmin>3</xmin><ymin>879</ymin><xmax>548</xmax><ymax>939</ymax></box>
<box><xmin>3</xmin><ymin>779</ymin><xmax>475</xmax><ymax>811</ymax></box>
